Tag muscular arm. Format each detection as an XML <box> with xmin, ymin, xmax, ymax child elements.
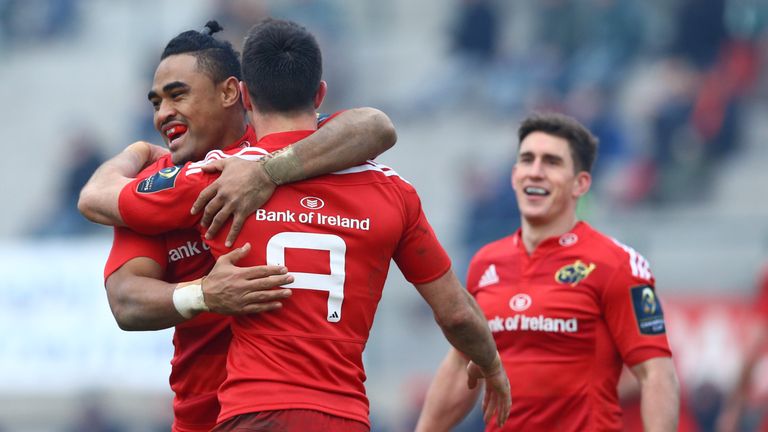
<box><xmin>415</xmin><ymin>348</ymin><xmax>481</xmax><ymax>432</ymax></box>
<box><xmin>106</xmin><ymin>244</ymin><xmax>294</xmax><ymax>331</ymax></box>
<box><xmin>193</xmin><ymin>107</ymin><xmax>398</xmax><ymax>245</ymax></box>
<box><xmin>266</xmin><ymin>107</ymin><xmax>396</xmax><ymax>183</ymax></box>
<box><xmin>630</xmin><ymin>357</ymin><xmax>680</xmax><ymax>432</ymax></box>
<box><xmin>106</xmin><ymin>257</ymin><xmax>185</xmax><ymax>330</ymax></box>
<box><xmin>413</xmin><ymin>269</ymin><xmax>510</xmax><ymax>427</ymax></box>
<box><xmin>717</xmin><ymin>320</ymin><xmax>768</xmax><ymax>432</ymax></box>
<box><xmin>78</xmin><ymin>141</ymin><xmax>166</xmax><ymax>226</ymax></box>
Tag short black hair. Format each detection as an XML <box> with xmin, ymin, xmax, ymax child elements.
<box><xmin>518</xmin><ymin>112</ymin><xmax>599</xmax><ymax>173</ymax></box>
<box><xmin>241</xmin><ymin>18</ymin><xmax>322</xmax><ymax>113</ymax></box>
<box><xmin>161</xmin><ymin>20</ymin><xmax>241</xmax><ymax>83</ymax></box>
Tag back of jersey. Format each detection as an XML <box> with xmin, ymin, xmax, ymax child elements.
<box><xmin>214</xmin><ymin>161</ymin><xmax>451</xmax><ymax>426</ymax></box>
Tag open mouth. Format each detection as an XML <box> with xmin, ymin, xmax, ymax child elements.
<box><xmin>164</xmin><ymin>124</ymin><xmax>188</xmax><ymax>146</ymax></box>
<box><xmin>524</xmin><ymin>186</ymin><xmax>550</xmax><ymax>196</ymax></box>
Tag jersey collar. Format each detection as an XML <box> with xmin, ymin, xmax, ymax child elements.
<box><xmin>255</xmin><ymin>130</ymin><xmax>315</xmax><ymax>153</ymax></box>
<box><xmin>514</xmin><ymin>221</ymin><xmax>590</xmax><ymax>256</ymax></box>
<box><xmin>223</xmin><ymin>125</ymin><xmax>258</xmax><ymax>151</ymax></box>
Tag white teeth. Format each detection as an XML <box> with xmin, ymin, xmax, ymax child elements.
<box><xmin>524</xmin><ymin>187</ymin><xmax>548</xmax><ymax>196</ymax></box>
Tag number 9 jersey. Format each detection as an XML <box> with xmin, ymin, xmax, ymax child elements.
<box><xmin>118</xmin><ymin>129</ymin><xmax>452</xmax><ymax>428</ymax></box>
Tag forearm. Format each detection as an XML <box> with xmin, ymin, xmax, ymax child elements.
<box><xmin>416</xmin><ymin>270</ymin><xmax>498</xmax><ymax>370</ymax></box>
<box><xmin>107</xmin><ymin>275</ymin><xmax>190</xmax><ymax>331</ymax></box>
<box><xmin>78</xmin><ymin>143</ymin><xmax>149</xmax><ymax>226</ymax></box>
<box><xmin>416</xmin><ymin>349</ymin><xmax>480</xmax><ymax>432</ymax></box>
<box><xmin>437</xmin><ymin>290</ymin><xmax>500</xmax><ymax>370</ymax></box>
<box><xmin>263</xmin><ymin>107</ymin><xmax>396</xmax><ymax>184</ymax></box>
<box><xmin>635</xmin><ymin>357</ymin><xmax>680</xmax><ymax>432</ymax></box>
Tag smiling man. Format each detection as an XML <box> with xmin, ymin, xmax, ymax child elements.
<box><xmin>78</xmin><ymin>21</ymin><xmax>398</xmax><ymax>432</ymax></box>
<box><xmin>416</xmin><ymin>112</ymin><xmax>681</xmax><ymax>432</ymax></box>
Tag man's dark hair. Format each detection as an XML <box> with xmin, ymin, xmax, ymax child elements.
<box><xmin>518</xmin><ymin>112</ymin><xmax>599</xmax><ymax>173</ymax></box>
<box><xmin>161</xmin><ymin>20</ymin><xmax>241</xmax><ymax>83</ymax></box>
<box><xmin>241</xmin><ymin>18</ymin><xmax>322</xmax><ymax>113</ymax></box>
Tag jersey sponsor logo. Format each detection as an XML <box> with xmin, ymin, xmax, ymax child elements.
<box><xmin>137</xmin><ymin>165</ymin><xmax>182</xmax><ymax>194</ymax></box>
<box><xmin>300</xmin><ymin>196</ymin><xmax>325</xmax><ymax>210</ymax></box>
<box><xmin>488</xmin><ymin>314</ymin><xmax>578</xmax><ymax>334</ymax></box>
<box><xmin>630</xmin><ymin>285</ymin><xmax>666</xmax><ymax>335</ymax></box>
<box><xmin>254</xmin><ymin>208</ymin><xmax>371</xmax><ymax>231</ymax></box>
<box><xmin>478</xmin><ymin>264</ymin><xmax>499</xmax><ymax>288</ymax></box>
<box><xmin>558</xmin><ymin>232</ymin><xmax>578</xmax><ymax>247</ymax></box>
<box><xmin>508</xmin><ymin>293</ymin><xmax>532</xmax><ymax>312</ymax></box>
<box><xmin>168</xmin><ymin>240</ymin><xmax>210</xmax><ymax>263</ymax></box>
<box><xmin>555</xmin><ymin>260</ymin><xmax>596</xmax><ymax>286</ymax></box>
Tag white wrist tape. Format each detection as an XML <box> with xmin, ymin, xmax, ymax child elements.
<box><xmin>172</xmin><ymin>284</ymin><xmax>209</xmax><ymax>319</ymax></box>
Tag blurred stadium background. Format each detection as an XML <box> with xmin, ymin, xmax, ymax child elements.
<box><xmin>1</xmin><ymin>0</ymin><xmax>767</xmax><ymax>430</ymax></box>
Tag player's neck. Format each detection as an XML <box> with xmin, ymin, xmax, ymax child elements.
<box><xmin>520</xmin><ymin>213</ymin><xmax>578</xmax><ymax>254</ymax></box>
<box><xmin>249</xmin><ymin>110</ymin><xmax>317</xmax><ymax>139</ymax></box>
<box><xmin>217</xmin><ymin>122</ymin><xmax>248</xmax><ymax>150</ymax></box>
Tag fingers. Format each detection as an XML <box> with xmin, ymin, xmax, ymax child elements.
<box><xmin>200</xmin><ymin>159</ymin><xmax>226</xmax><ymax>173</ymax></box>
<box><xmin>205</xmin><ymin>201</ymin><xmax>235</xmax><ymax>241</ymax></box>
<box><xmin>218</xmin><ymin>242</ymin><xmax>251</xmax><ymax>265</ymax></box>
<box><xmin>242</xmin><ymin>286</ymin><xmax>293</xmax><ymax>304</ymax></box>
<box><xmin>201</xmin><ymin>194</ymin><xmax>226</xmax><ymax>229</ymax></box>
<box><xmin>241</xmin><ymin>301</ymin><xmax>284</xmax><ymax>314</ymax></box>
<box><xmin>482</xmin><ymin>389</ymin><xmax>491</xmax><ymax>424</ymax></box>
<box><xmin>240</xmin><ymin>264</ymin><xmax>289</xmax><ymax>280</ymax></box>
<box><xmin>191</xmin><ymin>183</ymin><xmax>218</xmax><ymax>216</ymax></box>
<box><xmin>225</xmin><ymin>212</ymin><xmax>247</xmax><ymax>248</ymax></box>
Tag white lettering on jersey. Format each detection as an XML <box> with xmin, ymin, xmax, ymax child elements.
<box><xmin>611</xmin><ymin>238</ymin><xmax>653</xmax><ymax>280</ymax></box>
<box><xmin>168</xmin><ymin>241</ymin><xmax>210</xmax><ymax>263</ymax></box>
<box><xmin>255</xmin><ymin>208</ymin><xmax>371</xmax><ymax>232</ymax></box>
<box><xmin>488</xmin><ymin>314</ymin><xmax>578</xmax><ymax>334</ymax></box>
<box><xmin>266</xmin><ymin>232</ymin><xmax>346</xmax><ymax>323</ymax></box>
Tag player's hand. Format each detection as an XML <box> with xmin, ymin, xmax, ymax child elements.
<box><xmin>467</xmin><ymin>353</ymin><xmax>511</xmax><ymax>428</ymax></box>
<box><xmin>190</xmin><ymin>157</ymin><xmax>277</xmax><ymax>248</ymax></box>
<box><xmin>124</xmin><ymin>141</ymin><xmax>169</xmax><ymax>171</ymax></box>
<box><xmin>202</xmin><ymin>243</ymin><xmax>293</xmax><ymax>315</ymax></box>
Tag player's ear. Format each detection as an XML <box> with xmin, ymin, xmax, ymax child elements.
<box><xmin>240</xmin><ymin>81</ymin><xmax>253</xmax><ymax>111</ymax></box>
<box><xmin>573</xmin><ymin>171</ymin><xmax>591</xmax><ymax>198</ymax></box>
<box><xmin>314</xmin><ymin>81</ymin><xmax>327</xmax><ymax>109</ymax></box>
<box><xmin>221</xmin><ymin>76</ymin><xmax>240</xmax><ymax>108</ymax></box>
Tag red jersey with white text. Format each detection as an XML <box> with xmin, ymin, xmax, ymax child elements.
<box><xmin>117</xmin><ymin>129</ymin><xmax>452</xmax><ymax>427</ymax></box>
<box><xmin>103</xmin><ymin>126</ymin><xmax>257</xmax><ymax>432</ymax></box>
<box><xmin>467</xmin><ymin>222</ymin><xmax>671</xmax><ymax>432</ymax></box>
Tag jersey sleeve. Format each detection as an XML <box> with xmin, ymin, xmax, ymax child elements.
<box><xmin>392</xmin><ymin>180</ymin><xmax>452</xmax><ymax>284</ymax></box>
<box><xmin>118</xmin><ymin>163</ymin><xmax>215</xmax><ymax>235</ymax></box>
<box><xmin>104</xmin><ymin>227</ymin><xmax>167</xmax><ymax>282</ymax></box>
<box><xmin>601</xmin><ymin>252</ymin><xmax>672</xmax><ymax>367</ymax></box>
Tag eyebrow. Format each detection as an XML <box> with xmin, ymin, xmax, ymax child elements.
<box><xmin>519</xmin><ymin>150</ymin><xmax>564</xmax><ymax>162</ymax></box>
<box><xmin>147</xmin><ymin>81</ymin><xmax>190</xmax><ymax>101</ymax></box>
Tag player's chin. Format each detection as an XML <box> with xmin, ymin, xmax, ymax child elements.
<box><xmin>169</xmin><ymin>148</ymin><xmax>191</xmax><ymax>166</ymax></box>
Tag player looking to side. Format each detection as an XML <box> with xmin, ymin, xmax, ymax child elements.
<box><xmin>81</xmin><ymin>18</ymin><xmax>510</xmax><ymax>432</ymax></box>
<box><xmin>78</xmin><ymin>21</ymin><xmax>397</xmax><ymax>432</ymax></box>
<box><xmin>416</xmin><ymin>112</ymin><xmax>680</xmax><ymax>432</ymax></box>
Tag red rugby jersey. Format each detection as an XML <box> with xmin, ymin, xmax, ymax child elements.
<box><xmin>103</xmin><ymin>126</ymin><xmax>257</xmax><ymax>432</ymax></box>
<box><xmin>117</xmin><ymin>129</ymin><xmax>452</xmax><ymax>427</ymax></box>
<box><xmin>467</xmin><ymin>222</ymin><xmax>671</xmax><ymax>432</ymax></box>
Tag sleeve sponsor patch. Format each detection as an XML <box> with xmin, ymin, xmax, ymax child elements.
<box><xmin>630</xmin><ymin>285</ymin><xmax>666</xmax><ymax>335</ymax></box>
<box><xmin>136</xmin><ymin>165</ymin><xmax>181</xmax><ymax>194</ymax></box>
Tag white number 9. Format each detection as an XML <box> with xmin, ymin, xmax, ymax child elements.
<box><xmin>266</xmin><ymin>232</ymin><xmax>346</xmax><ymax>322</ymax></box>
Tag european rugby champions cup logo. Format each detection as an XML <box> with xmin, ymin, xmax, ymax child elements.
<box><xmin>555</xmin><ymin>260</ymin><xmax>596</xmax><ymax>286</ymax></box>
